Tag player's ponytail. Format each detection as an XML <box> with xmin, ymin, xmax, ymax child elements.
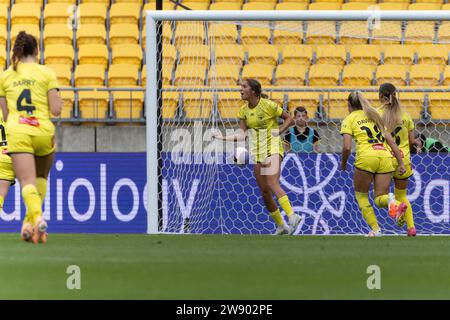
<box><xmin>348</xmin><ymin>91</ymin><xmax>386</xmax><ymax>135</ymax></box>
<box><xmin>245</xmin><ymin>78</ymin><xmax>268</xmax><ymax>99</ymax></box>
<box><xmin>379</xmin><ymin>82</ymin><xmax>403</xmax><ymax>132</ymax></box>
<box><xmin>12</xmin><ymin>31</ymin><xmax>38</xmax><ymax>71</ymax></box>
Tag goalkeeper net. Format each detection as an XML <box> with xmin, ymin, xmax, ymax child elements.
<box><xmin>146</xmin><ymin>10</ymin><xmax>450</xmax><ymax>235</ymax></box>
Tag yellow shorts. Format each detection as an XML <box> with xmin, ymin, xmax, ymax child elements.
<box><xmin>0</xmin><ymin>158</ymin><xmax>15</xmax><ymax>184</ymax></box>
<box><xmin>354</xmin><ymin>156</ymin><xmax>395</xmax><ymax>174</ymax></box>
<box><xmin>7</xmin><ymin>133</ymin><xmax>55</xmax><ymax>157</ymax></box>
<box><xmin>392</xmin><ymin>159</ymin><xmax>414</xmax><ymax>180</ymax></box>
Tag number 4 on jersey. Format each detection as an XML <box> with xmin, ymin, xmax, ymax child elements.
<box><xmin>17</xmin><ymin>89</ymin><xmax>35</xmax><ymax>115</ymax></box>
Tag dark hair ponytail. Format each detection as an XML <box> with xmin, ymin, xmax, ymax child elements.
<box><xmin>244</xmin><ymin>78</ymin><xmax>268</xmax><ymax>99</ymax></box>
<box><xmin>12</xmin><ymin>31</ymin><xmax>38</xmax><ymax>71</ymax></box>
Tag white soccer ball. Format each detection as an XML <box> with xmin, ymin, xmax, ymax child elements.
<box><xmin>234</xmin><ymin>147</ymin><xmax>249</xmax><ymax>165</ymax></box>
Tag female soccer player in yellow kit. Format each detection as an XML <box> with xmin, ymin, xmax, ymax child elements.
<box><xmin>0</xmin><ymin>31</ymin><xmax>63</xmax><ymax>244</ymax></box>
<box><xmin>379</xmin><ymin>83</ymin><xmax>417</xmax><ymax>236</ymax></box>
<box><xmin>214</xmin><ymin>79</ymin><xmax>302</xmax><ymax>235</ymax></box>
<box><xmin>341</xmin><ymin>91</ymin><xmax>407</xmax><ymax>237</ymax></box>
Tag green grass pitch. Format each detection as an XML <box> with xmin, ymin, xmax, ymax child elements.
<box><xmin>0</xmin><ymin>233</ymin><xmax>449</xmax><ymax>299</ymax></box>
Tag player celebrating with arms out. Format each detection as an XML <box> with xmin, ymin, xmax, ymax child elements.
<box><xmin>214</xmin><ymin>79</ymin><xmax>302</xmax><ymax>235</ymax></box>
<box><xmin>379</xmin><ymin>83</ymin><xmax>417</xmax><ymax>236</ymax></box>
<box><xmin>341</xmin><ymin>91</ymin><xmax>407</xmax><ymax>237</ymax></box>
<box><xmin>0</xmin><ymin>31</ymin><xmax>63</xmax><ymax>244</ymax></box>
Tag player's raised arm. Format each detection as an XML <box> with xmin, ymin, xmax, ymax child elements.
<box><xmin>213</xmin><ymin>120</ymin><xmax>247</xmax><ymax>141</ymax></box>
<box><xmin>277</xmin><ymin>110</ymin><xmax>294</xmax><ymax>136</ymax></box>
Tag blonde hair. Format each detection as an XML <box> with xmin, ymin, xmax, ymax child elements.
<box><xmin>348</xmin><ymin>91</ymin><xmax>386</xmax><ymax>135</ymax></box>
<box><xmin>379</xmin><ymin>83</ymin><xmax>403</xmax><ymax>132</ymax></box>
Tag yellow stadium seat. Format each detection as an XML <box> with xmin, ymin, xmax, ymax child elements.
<box><xmin>438</xmin><ymin>22</ymin><xmax>450</xmax><ymax>43</ymax></box>
<box><xmin>112</xmin><ymin>44</ymin><xmax>142</xmax><ymax>67</ymax></box>
<box><xmin>110</xmin><ymin>24</ymin><xmax>139</xmax><ymax>47</ymax></box>
<box><xmin>272</xmin><ymin>92</ymin><xmax>319</xmax><ymax>117</ymax></box>
<box><xmin>275</xmin><ymin>3</ymin><xmax>308</xmax><ymax>10</ymax></box>
<box><xmin>142</xmin><ymin>22</ymin><xmax>172</xmax><ymax>48</ymax></box>
<box><xmin>10</xmin><ymin>0</ymin><xmax>42</xmax><ymax>4</ymax></box>
<box><xmin>112</xmin><ymin>89</ymin><xmax>144</xmax><ymax>120</ymax></box>
<box><xmin>174</xmin><ymin>22</ymin><xmax>205</xmax><ymax>47</ymax></box>
<box><xmin>339</xmin><ymin>22</ymin><xmax>369</xmax><ymax>45</ymax></box>
<box><xmin>240</xmin><ymin>26</ymin><xmax>271</xmax><ymax>45</ymax></box>
<box><xmin>408</xmin><ymin>3</ymin><xmax>442</xmax><ymax>10</ymax></box>
<box><xmin>273</xmin><ymin>22</ymin><xmax>303</xmax><ymax>47</ymax></box>
<box><xmin>76</xmin><ymin>24</ymin><xmax>106</xmax><ymax>46</ymax></box>
<box><xmin>308</xmin><ymin>3</ymin><xmax>342</xmax><ymax>10</ymax></box>
<box><xmin>44</xmin><ymin>3</ymin><xmax>74</xmax><ymax>25</ymax></box>
<box><xmin>174</xmin><ymin>64</ymin><xmax>207</xmax><ymax>86</ymax></box>
<box><xmin>108</xmin><ymin>64</ymin><xmax>139</xmax><ymax>86</ymax></box>
<box><xmin>217</xmin><ymin>91</ymin><xmax>242</xmax><ymax>119</ymax></box>
<box><xmin>214</xmin><ymin>0</ymin><xmax>243</xmax><ymax>3</ymax></box>
<box><xmin>242</xmin><ymin>2</ymin><xmax>275</xmax><ymax>10</ymax></box>
<box><xmin>109</xmin><ymin>3</ymin><xmax>140</xmax><ymax>25</ymax></box>
<box><xmin>182</xmin><ymin>91</ymin><xmax>213</xmax><ymax>119</ymax></box>
<box><xmin>114</xmin><ymin>0</ymin><xmax>144</xmax><ymax>3</ymax></box>
<box><xmin>159</xmin><ymin>90</ymin><xmax>179</xmax><ymax>119</ymax></box>
<box><xmin>308</xmin><ymin>64</ymin><xmax>341</xmax><ymax>86</ymax></box>
<box><xmin>241</xmin><ymin>64</ymin><xmax>274</xmax><ymax>86</ymax></box>
<box><xmin>78</xmin><ymin>44</ymin><xmax>108</xmax><ymax>67</ymax></box>
<box><xmin>306</xmin><ymin>22</ymin><xmax>336</xmax><ymax>44</ymax></box>
<box><xmin>11</xmin><ymin>25</ymin><xmax>40</xmax><ymax>44</ymax></box>
<box><xmin>383</xmin><ymin>45</ymin><xmax>415</xmax><ymax>65</ymax></box>
<box><xmin>0</xmin><ymin>5</ymin><xmax>7</xmax><ymax>26</ymax></box>
<box><xmin>44</xmin><ymin>44</ymin><xmax>74</xmax><ymax>65</ymax></box>
<box><xmin>163</xmin><ymin>44</ymin><xmax>177</xmax><ymax>66</ymax></box>
<box><xmin>247</xmin><ymin>44</ymin><xmax>279</xmax><ymax>66</ymax></box>
<box><xmin>342</xmin><ymin>64</ymin><xmax>374</xmax><ymax>86</ymax></box>
<box><xmin>44</xmin><ymin>24</ymin><xmax>72</xmax><ymax>45</ymax></box>
<box><xmin>46</xmin><ymin>64</ymin><xmax>72</xmax><ymax>86</ymax></box>
<box><xmin>0</xmin><ymin>27</ymin><xmax>7</xmax><ymax>47</ymax></box>
<box><xmin>78</xmin><ymin>3</ymin><xmax>107</xmax><ymax>25</ymax></box>
<box><xmin>396</xmin><ymin>90</ymin><xmax>424</xmax><ymax>120</ymax></box>
<box><xmin>176</xmin><ymin>2</ymin><xmax>209</xmax><ymax>10</ymax></box>
<box><xmin>349</xmin><ymin>45</ymin><xmax>380</xmax><ymax>69</ymax></box>
<box><xmin>375</xmin><ymin>64</ymin><xmax>408</xmax><ymax>86</ymax></box>
<box><xmin>444</xmin><ymin>65</ymin><xmax>450</xmax><ymax>85</ymax></box>
<box><xmin>404</xmin><ymin>22</ymin><xmax>436</xmax><ymax>44</ymax></box>
<box><xmin>281</xmin><ymin>45</ymin><xmax>313</xmax><ymax>65</ymax></box>
<box><xmin>341</xmin><ymin>2</ymin><xmax>371</xmax><ymax>10</ymax></box>
<box><xmin>78</xmin><ymin>89</ymin><xmax>109</xmax><ymax>120</ymax></box>
<box><xmin>11</xmin><ymin>4</ymin><xmax>40</xmax><ymax>25</ymax></box>
<box><xmin>47</xmin><ymin>0</ymin><xmax>77</xmax><ymax>4</ymax></box>
<box><xmin>315</xmin><ymin>45</ymin><xmax>346</xmax><ymax>65</ymax></box>
<box><xmin>378</xmin><ymin>3</ymin><xmax>409</xmax><ymax>10</ymax></box>
<box><xmin>75</xmin><ymin>64</ymin><xmax>105</xmax><ymax>86</ymax></box>
<box><xmin>141</xmin><ymin>64</ymin><xmax>174</xmax><ymax>87</ymax></box>
<box><xmin>274</xmin><ymin>64</ymin><xmax>308</xmax><ymax>86</ymax></box>
<box><xmin>143</xmin><ymin>1</ymin><xmax>176</xmax><ymax>11</ymax></box>
<box><xmin>443</xmin><ymin>3</ymin><xmax>450</xmax><ymax>10</ymax></box>
<box><xmin>409</xmin><ymin>64</ymin><xmax>441</xmax><ymax>86</ymax></box>
<box><xmin>279</xmin><ymin>0</ymin><xmax>308</xmax><ymax>2</ymax></box>
<box><xmin>371</xmin><ymin>22</ymin><xmax>402</xmax><ymax>44</ymax></box>
<box><xmin>79</xmin><ymin>0</ymin><xmax>109</xmax><ymax>4</ymax></box>
<box><xmin>57</xmin><ymin>90</ymin><xmax>74</xmax><ymax>119</ymax></box>
<box><xmin>428</xmin><ymin>91</ymin><xmax>450</xmax><ymax>120</ymax></box>
<box><xmin>214</xmin><ymin>44</ymin><xmax>245</xmax><ymax>65</ymax></box>
<box><xmin>209</xmin><ymin>23</ymin><xmax>238</xmax><ymax>45</ymax></box>
<box><xmin>178</xmin><ymin>44</ymin><xmax>211</xmax><ymax>67</ymax></box>
<box><xmin>247</xmin><ymin>0</ymin><xmax>277</xmax><ymax>3</ymax></box>
<box><xmin>325</xmin><ymin>92</ymin><xmax>352</xmax><ymax>119</ymax></box>
<box><xmin>208</xmin><ymin>64</ymin><xmax>241</xmax><ymax>86</ymax></box>
<box><xmin>209</xmin><ymin>3</ymin><xmax>242</xmax><ymax>10</ymax></box>
<box><xmin>417</xmin><ymin>45</ymin><xmax>448</xmax><ymax>70</ymax></box>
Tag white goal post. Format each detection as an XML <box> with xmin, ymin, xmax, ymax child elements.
<box><xmin>145</xmin><ymin>10</ymin><xmax>450</xmax><ymax>235</ymax></box>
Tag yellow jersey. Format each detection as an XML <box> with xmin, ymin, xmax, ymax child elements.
<box><xmin>0</xmin><ymin>63</ymin><xmax>59</xmax><ymax>136</ymax></box>
<box><xmin>340</xmin><ymin>110</ymin><xmax>391</xmax><ymax>158</ymax></box>
<box><xmin>380</xmin><ymin>109</ymin><xmax>414</xmax><ymax>165</ymax></box>
<box><xmin>238</xmin><ymin>98</ymin><xmax>284</xmax><ymax>161</ymax></box>
<box><xmin>0</xmin><ymin>109</ymin><xmax>11</xmax><ymax>164</ymax></box>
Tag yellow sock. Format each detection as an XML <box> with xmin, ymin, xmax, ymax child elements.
<box><xmin>22</xmin><ymin>184</ymin><xmax>42</xmax><ymax>225</ymax></box>
<box><xmin>36</xmin><ymin>177</ymin><xmax>47</xmax><ymax>205</ymax></box>
<box><xmin>374</xmin><ymin>194</ymin><xmax>389</xmax><ymax>208</ymax></box>
<box><xmin>355</xmin><ymin>192</ymin><xmax>379</xmax><ymax>231</ymax></box>
<box><xmin>277</xmin><ymin>195</ymin><xmax>293</xmax><ymax>218</ymax></box>
<box><xmin>269</xmin><ymin>209</ymin><xmax>284</xmax><ymax>226</ymax></box>
<box><xmin>395</xmin><ymin>187</ymin><xmax>415</xmax><ymax>229</ymax></box>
